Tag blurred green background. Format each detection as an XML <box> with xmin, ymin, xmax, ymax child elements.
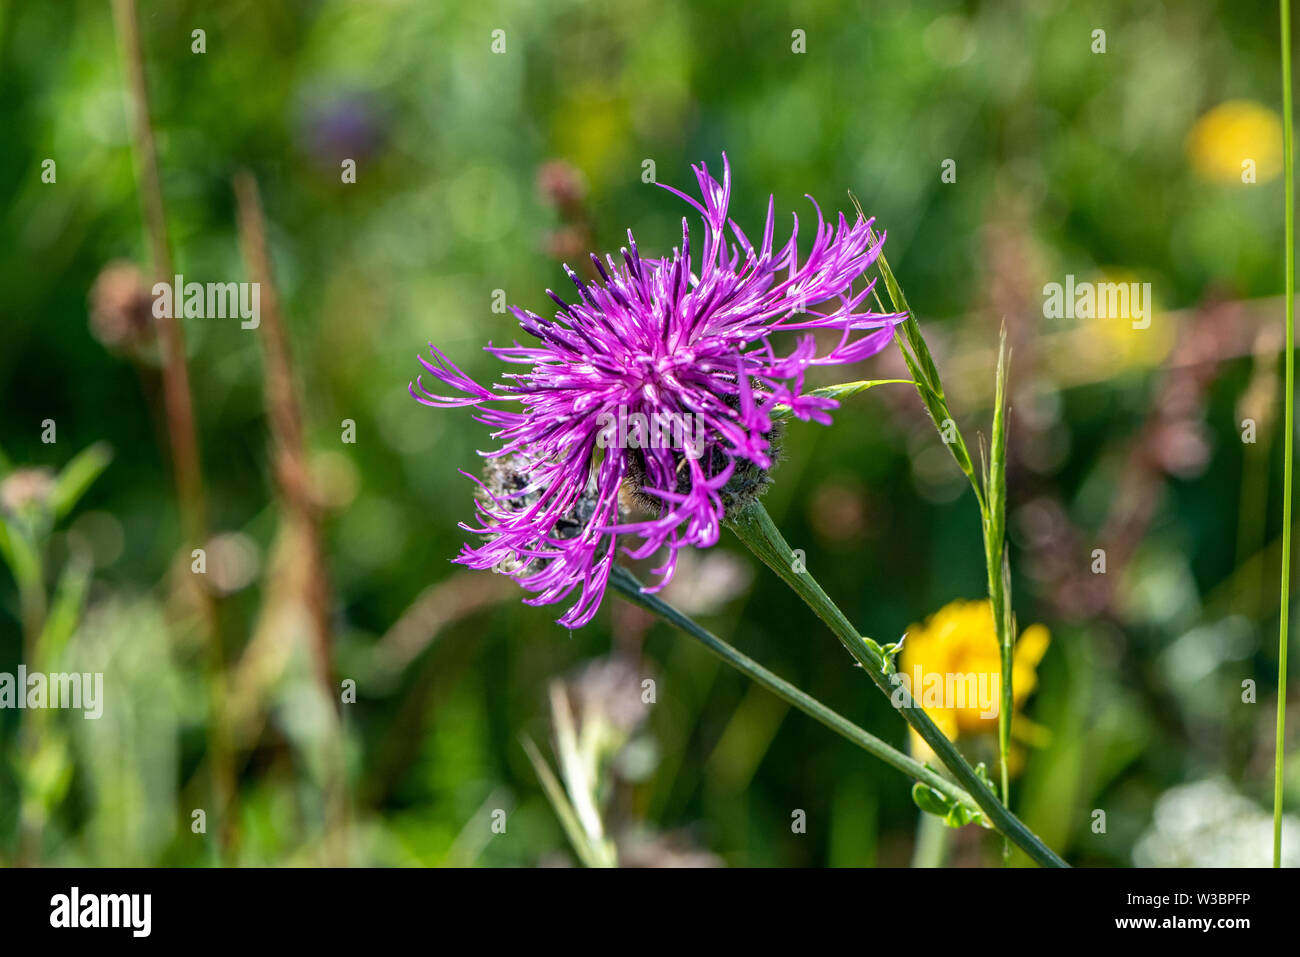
<box><xmin>0</xmin><ymin>0</ymin><xmax>1296</xmax><ymax>866</ymax></box>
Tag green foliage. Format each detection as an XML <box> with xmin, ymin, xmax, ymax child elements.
<box><xmin>0</xmin><ymin>0</ymin><xmax>1287</xmax><ymax>867</ymax></box>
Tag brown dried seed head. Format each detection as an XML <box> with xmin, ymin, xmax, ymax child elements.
<box><xmin>89</xmin><ymin>260</ymin><xmax>155</xmax><ymax>352</ymax></box>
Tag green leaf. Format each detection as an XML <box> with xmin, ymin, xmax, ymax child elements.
<box><xmin>0</xmin><ymin>516</ymin><xmax>43</xmax><ymax>596</ymax></box>
<box><xmin>49</xmin><ymin>442</ymin><xmax>113</xmax><ymax>521</ymax></box>
<box><xmin>521</xmin><ymin>736</ymin><xmax>614</xmax><ymax>868</ymax></box>
<box><xmin>18</xmin><ymin>729</ymin><xmax>74</xmax><ymax>815</ymax></box>
<box><xmin>768</xmin><ymin>379</ymin><xmax>912</xmax><ymax>422</ymax></box>
<box><xmin>878</xmin><ymin>634</ymin><xmax>905</xmax><ymax>675</ymax></box>
<box><xmin>987</xmin><ymin>329</ymin><xmax>1010</xmax><ymax>550</ymax></box>
<box><xmin>37</xmin><ymin>553</ymin><xmax>93</xmax><ymax>667</ymax></box>
<box><xmin>911</xmin><ymin>781</ymin><xmax>951</xmax><ymax>818</ymax></box>
<box><xmin>915</xmin><ymin>779</ymin><xmax>985</xmax><ymax>829</ymax></box>
<box><xmin>945</xmin><ymin>803</ymin><xmax>979</xmax><ymax>828</ymax></box>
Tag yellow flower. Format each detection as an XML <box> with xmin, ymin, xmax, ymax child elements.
<box><xmin>898</xmin><ymin>599</ymin><xmax>1049</xmax><ymax>769</ymax></box>
<box><xmin>1186</xmin><ymin>100</ymin><xmax>1283</xmax><ymax>183</ymax></box>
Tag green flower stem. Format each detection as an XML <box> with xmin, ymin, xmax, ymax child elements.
<box><xmin>1276</xmin><ymin>0</ymin><xmax>1294</xmax><ymax>870</ymax></box>
<box><xmin>724</xmin><ymin>501</ymin><xmax>1067</xmax><ymax>868</ymax></box>
<box><xmin>607</xmin><ymin>564</ymin><xmax>983</xmax><ymax>822</ymax></box>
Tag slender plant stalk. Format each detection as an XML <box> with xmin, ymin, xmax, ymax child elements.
<box><xmin>607</xmin><ymin>565</ymin><xmax>986</xmax><ymax>822</ymax></box>
<box><xmin>111</xmin><ymin>0</ymin><xmax>234</xmax><ymax>858</ymax></box>
<box><xmin>234</xmin><ymin>171</ymin><xmax>348</xmax><ymax>864</ymax></box>
<box><xmin>723</xmin><ymin>502</ymin><xmax>1066</xmax><ymax>867</ymax></box>
<box><xmin>985</xmin><ymin>334</ymin><xmax>1014</xmax><ymax>812</ymax></box>
<box><xmin>910</xmin><ymin>813</ymin><xmax>950</xmax><ymax>868</ymax></box>
<box><xmin>861</xmin><ymin>223</ymin><xmax>1021</xmax><ymax>822</ymax></box>
<box><xmin>110</xmin><ymin>0</ymin><xmax>206</xmax><ymax>547</ymax></box>
<box><xmin>233</xmin><ymin>172</ymin><xmax>338</xmax><ymax>700</ymax></box>
<box><xmin>12</xmin><ymin>553</ymin><xmax>49</xmax><ymax>866</ymax></box>
<box><xmin>1276</xmin><ymin>0</ymin><xmax>1294</xmax><ymax>870</ymax></box>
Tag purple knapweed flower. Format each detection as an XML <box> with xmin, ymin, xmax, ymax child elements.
<box><xmin>411</xmin><ymin>156</ymin><xmax>903</xmax><ymax>628</ymax></box>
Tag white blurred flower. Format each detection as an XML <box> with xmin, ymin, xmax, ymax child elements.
<box><xmin>1134</xmin><ymin>778</ymin><xmax>1300</xmax><ymax>867</ymax></box>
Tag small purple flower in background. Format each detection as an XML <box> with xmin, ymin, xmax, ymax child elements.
<box><xmin>294</xmin><ymin>87</ymin><xmax>388</xmax><ymax>172</ymax></box>
<box><xmin>412</xmin><ymin>156</ymin><xmax>902</xmax><ymax>627</ymax></box>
